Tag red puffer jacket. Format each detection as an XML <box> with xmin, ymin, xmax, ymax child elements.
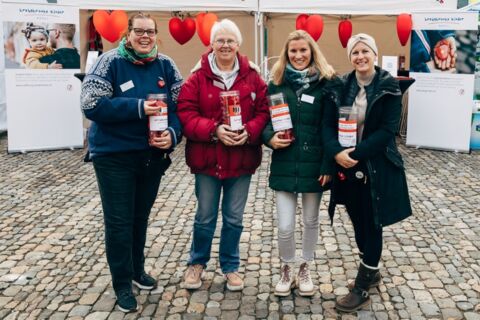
<box><xmin>177</xmin><ymin>51</ymin><xmax>269</xmax><ymax>179</ymax></box>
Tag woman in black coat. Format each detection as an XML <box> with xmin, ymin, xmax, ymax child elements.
<box><xmin>322</xmin><ymin>33</ymin><xmax>412</xmax><ymax>312</ymax></box>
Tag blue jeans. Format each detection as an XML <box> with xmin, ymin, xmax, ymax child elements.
<box><xmin>188</xmin><ymin>174</ymin><xmax>252</xmax><ymax>273</ymax></box>
<box><xmin>92</xmin><ymin>150</ymin><xmax>170</xmax><ymax>293</ymax></box>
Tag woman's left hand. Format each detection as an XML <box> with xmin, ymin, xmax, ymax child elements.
<box><xmin>150</xmin><ymin>130</ymin><xmax>172</xmax><ymax>149</ymax></box>
<box><xmin>232</xmin><ymin>128</ymin><xmax>249</xmax><ymax>146</ymax></box>
<box><xmin>318</xmin><ymin>175</ymin><xmax>332</xmax><ymax>186</ymax></box>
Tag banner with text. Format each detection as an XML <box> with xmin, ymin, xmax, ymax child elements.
<box><xmin>407</xmin><ymin>11</ymin><xmax>477</xmax><ymax>152</ymax></box>
<box><xmin>2</xmin><ymin>3</ymin><xmax>82</xmax><ymax>152</ymax></box>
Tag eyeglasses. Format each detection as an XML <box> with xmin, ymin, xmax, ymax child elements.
<box><xmin>214</xmin><ymin>39</ymin><xmax>237</xmax><ymax>46</ymax></box>
<box><xmin>131</xmin><ymin>28</ymin><xmax>157</xmax><ymax>37</ymax></box>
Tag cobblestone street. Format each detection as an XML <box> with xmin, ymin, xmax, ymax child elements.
<box><xmin>0</xmin><ymin>133</ymin><xmax>479</xmax><ymax>320</ymax></box>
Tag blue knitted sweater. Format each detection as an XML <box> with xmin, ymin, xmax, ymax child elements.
<box><xmin>80</xmin><ymin>49</ymin><xmax>183</xmax><ymax>157</ymax></box>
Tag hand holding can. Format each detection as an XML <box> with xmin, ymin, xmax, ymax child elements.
<box><xmin>147</xmin><ymin>93</ymin><xmax>168</xmax><ymax>145</ymax></box>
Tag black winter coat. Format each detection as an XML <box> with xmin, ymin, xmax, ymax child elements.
<box><xmin>262</xmin><ymin>77</ymin><xmax>342</xmax><ymax>193</ymax></box>
<box><xmin>322</xmin><ymin>67</ymin><xmax>412</xmax><ymax>227</ymax></box>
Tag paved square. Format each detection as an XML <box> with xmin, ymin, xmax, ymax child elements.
<box><xmin>0</xmin><ymin>134</ymin><xmax>479</xmax><ymax>319</ymax></box>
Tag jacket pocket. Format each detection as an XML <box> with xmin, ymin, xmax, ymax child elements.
<box><xmin>385</xmin><ymin>147</ymin><xmax>404</xmax><ymax>168</ymax></box>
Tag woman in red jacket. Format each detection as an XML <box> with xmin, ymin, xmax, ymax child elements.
<box><xmin>177</xmin><ymin>19</ymin><xmax>269</xmax><ymax>291</ymax></box>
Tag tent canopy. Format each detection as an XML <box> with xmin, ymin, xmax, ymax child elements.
<box><xmin>0</xmin><ymin>0</ymin><xmax>258</xmax><ymax>11</ymax></box>
<box><xmin>259</xmin><ymin>0</ymin><xmax>458</xmax><ymax>14</ymax></box>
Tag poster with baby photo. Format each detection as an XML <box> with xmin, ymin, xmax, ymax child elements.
<box><xmin>3</xmin><ymin>21</ymin><xmax>80</xmax><ymax>69</ymax></box>
<box><xmin>2</xmin><ymin>3</ymin><xmax>83</xmax><ymax>153</ymax></box>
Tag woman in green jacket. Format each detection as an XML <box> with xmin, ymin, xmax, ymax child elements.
<box><xmin>262</xmin><ymin>30</ymin><xmax>341</xmax><ymax>297</ymax></box>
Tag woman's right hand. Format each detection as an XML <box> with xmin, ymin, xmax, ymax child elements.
<box><xmin>144</xmin><ymin>100</ymin><xmax>161</xmax><ymax>116</ymax></box>
<box><xmin>269</xmin><ymin>131</ymin><xmax>293</xmax><ymax>149</ymax></box>
<box><xmin>334</xmin><ymin>147</ymin><xmax>358</xmax><ymax>169</ymax></box>
<box><xmin>47</xmin><ymin>61</ymin><xmax>62</xmax><ymax>69</ymax></box>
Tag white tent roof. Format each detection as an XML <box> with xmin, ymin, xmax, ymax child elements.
<box><xmin>0</xmin><ymin>0</ymin><xmax>258</xmax><ymax>11</ymax></box>
<box><xmin>259</xmin><ymin>0</ymin><xmax>458</xmax><ymax>14</ymax></box>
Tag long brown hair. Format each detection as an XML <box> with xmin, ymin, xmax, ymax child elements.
<box><xmin>270</xmin><ymin>30</ymin><xmax>335</xmax><ymax>85</ymax></box>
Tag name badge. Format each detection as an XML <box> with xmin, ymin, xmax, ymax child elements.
<box><xmin>213</xmin><ymin>80</ymin><xmax>225</xmax><ymax>89</ymax></box>
<box><xmin>301</xmin><ymin>94</ymin><xmax>314</xmax><ymax>104</ymax></box>
<box><xmin>120</xmin><ymin>80</ymin><xmax>134</xmax><ymax>92</ymax></box>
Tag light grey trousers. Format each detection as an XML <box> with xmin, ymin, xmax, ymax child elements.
<box><xmin>276</xmin><ymin>191</ymin><xmax>322</xmax><ymax>263</ymax></box>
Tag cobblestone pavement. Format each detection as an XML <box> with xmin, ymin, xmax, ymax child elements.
<box><xmin>0</xmin><ymin>133</ymin><xmax>479</xmax><ymax>320</ymax></box>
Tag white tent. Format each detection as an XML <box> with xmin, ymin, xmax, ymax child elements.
<box><xmin>0</xmin><ymin>0</ymin><xmax>461</xmax><ymax>135</ymax></box>
<box><xmin>259</xmin><ymin>0</ymin><xmax>458</xmax><ymax>14</ymax></box>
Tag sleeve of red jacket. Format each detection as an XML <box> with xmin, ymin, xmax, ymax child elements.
<box><xmin>177</xmin><ymin>72</ymin><xmax>217</xmax><ymax>142</ymax></box>
<box><xmin>244</xmin><ymin>74</ymin><xmax>270</xmax><ymax>145</ymax></box>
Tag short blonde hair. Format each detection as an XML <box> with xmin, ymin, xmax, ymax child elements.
<box><xmin>271</xmin><ymin>30</ymin><xmax>336</xmax><ymax>85</ymax></box>
<box><xmin>210</xmin><ymin>19</ymin><xmax>243</xmax><ymax>46</ymax></box>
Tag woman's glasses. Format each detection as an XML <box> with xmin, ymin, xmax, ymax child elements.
<box><xmin>132</xmin><ymin>28</ymin><xmax>157</xmax><ymax>37</ymax></box>
<box><xmin>214</xmin><ymin>39</ymin><xmax>237</xmax><ymax>47</ymax></box>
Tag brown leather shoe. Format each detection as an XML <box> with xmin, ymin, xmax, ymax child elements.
<box><xmin>183</xmin><ymin>264</ymin><xmax>203</xmax><ymax>289</ymax></box>
<box><xmin>224</xmin><ymin>272</ymin><xmax>244</xmax><ymax>291</ymax></box>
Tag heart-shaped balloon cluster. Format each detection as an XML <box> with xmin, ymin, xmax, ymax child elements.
<box><xmin>196</xmin><ymin>12</ymin><xmax>218</xmax><ymax>46</ymax></box>
<box><xmin>296</xmin><ymin>14</ymin><xmax>324</xmax><ymax>41</ymax></box>
<box><xmin>169</xmin><ymin>17</ymin><xmax>196</xmax><ymax>45</ymax></box>
<box><xmin>93</xmin><ymin>10</ymin><xmax>128</xmax><ymax>43</ymax></box>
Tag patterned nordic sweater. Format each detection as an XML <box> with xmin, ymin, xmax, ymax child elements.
<box><xmin>80</xmin><ymin>49</ymin><xmax>183</xmax><ymax>157</ymax></box>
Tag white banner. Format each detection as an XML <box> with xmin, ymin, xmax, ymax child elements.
<box><xmin>407</xmin><ymin>11</ymin><xmax>478</xmax><ymax>152</ymax></box>
<box><xmin>0</xmin><ymin>4</ymin><xmax>6</xmax><ymax>132</ymax></box>
<box><xmin>2</xmin><ymin>3</ymin><xmax>83</xmax><ymax>152</ymax></box>
<box><xmin>259</xmin><ymin>0</ymin><xmax>457</xmax><ymax>14</ymax></box>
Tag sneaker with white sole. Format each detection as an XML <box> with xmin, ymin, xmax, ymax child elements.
<box><xmin>132</xmin><ymin>272</ymin><xmax>157</xmax><ymax>290</ymax></box>
<box><xmin>183</xmin><ymin>264</ymin><xmax>203</xmax><ymax>289</ymax></box>
<box><xmin>274</xmin><ymin>264</ymin><xmax>295</xmax><ymax>296</ymax></box>
<box><xmin>116</xmin><ymin>289</ymin><xmax>138</xmax><ymax>313</ymax></box>
<box><xmin>224</xmin><ymin>272</ymin><xmax>244</xmax><ymax>291</ymax></box>
<box><xmin>297</xmin><ymin>262</ymin><xmax>315</xmax><ymax>296</ymax></box>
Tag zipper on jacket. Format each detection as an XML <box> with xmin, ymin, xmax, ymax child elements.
<box><xmin>294</xmin><ymin>96</ymin><xmax>302</xmax><ymax>191</ymax></box>
<box><xmin>365</xmin><ymin>90</ymin><xmax>402</xmax><ymax>127</ymax></box>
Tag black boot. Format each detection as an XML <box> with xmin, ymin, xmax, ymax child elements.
<box><xmin>336</xmin><ymin>261</ymin><xmax>379</xmax><ymax>312</ymax></box>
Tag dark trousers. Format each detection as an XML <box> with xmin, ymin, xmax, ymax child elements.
<box><xmin>93</xmin><ymin>151</ymin><xmax>167</xmax><ymax>292</ymax></box>
<box><xmin>343</xmin><ymin>178</ymin><xmax>383</xmax><ymax>267</ymax></box>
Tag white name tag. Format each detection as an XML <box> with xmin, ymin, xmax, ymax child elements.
<box><xmin>301</xmin><ymin>94</ymin><xmax>314</xmax><ymax>104</ymax></box>
<box><xmin>120</xmin><ymin>80</ymin><xmax>134</xmax><ymax>92</ymax></box>
<box><xmin>213</xmin><ymin>80</ymin><xmax>225</xmax><ymax>89</ymax></box>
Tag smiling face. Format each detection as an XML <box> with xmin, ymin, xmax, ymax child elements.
<box><xmin>212</xmin><ymin>31</ymin><xmax>239</xmax><ymax>68</ymax></box>
<box><xmin>28</xmin><ymin>31</ymin><xmax>47</xmax><ymax>51</ymax></box>
<box><xmin>126</xmin><ymin>17</ymin><xmax>157</xmax><ymax>55</ymax></box>
<box><xmin>350</xmin><ymin>41</ymin><xmax>376</xmax><ymax>75</ymax></box>
<box><xmin>287</xmin><ymin>39</ymin><xmax>312</xmax><ymax>71</ymax></box>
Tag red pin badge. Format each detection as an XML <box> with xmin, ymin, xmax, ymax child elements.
<box><xmin>157</xmin><ymin>77</ymin><xmax>165</xmax><ymax>88</ymax></box>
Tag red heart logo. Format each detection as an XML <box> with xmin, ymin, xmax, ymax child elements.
<box><xmin>169</xmin><ymin>17</ymin><xmax>196</xmax><ymax>45</ymax></box>
<box><xmin>304</xmin><ymin>15</ymin><xmax>323</xmax><ymax>41</ymax></box>
<box><xmin>338</xmin><ymin>20</ymin><xmax>353</xmax><ymax>48</ymax></box>
<box><xmin>93</xmin><ymin>10</ymin><xmax>128</xmax><ymax>43</ymax></box>
<box><xmin>296</xmin><ymin>14</ymin><xmax>309</xmax><ymax>31</ymax></box>
<box><xmin>196</xmin><ymin>12</ymin><xmax>218</xmax><ymax>46</ymax></box>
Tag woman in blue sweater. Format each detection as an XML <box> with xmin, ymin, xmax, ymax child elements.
<box><xmin>80</xmin><ymin>12</ymin><xmax>182</xmax><ymax>313</ymax></box>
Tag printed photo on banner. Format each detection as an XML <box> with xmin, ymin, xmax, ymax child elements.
<box><xmin>410</xmin><ymin>29</ymin><xmax>476</xmax><ymax>74</ymax></box>
<box><xmin>3</xmin><ymin>21</ymin><xmax>80</xmax><ymax>69</ymax></box>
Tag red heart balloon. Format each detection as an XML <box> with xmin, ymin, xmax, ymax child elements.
<box><xmin>169</xmin><ymin>17</ymin><xmax>196</xmax><ymax>45</ymax></box>
<box><xmin>338</xmin><ymin>20</ymin><xmax>352</xmax><ymax>48</ymax></box>
<box><xmin>196</xmin><ymin>12</ymin><xmax>218</xmax><ymax>46</ymax></box>
<box><xmin>305</xmin><ymin>15</ymin><xmax>323</xmax><ymax>41</ymax></box>
<box><xmin>296</xmin><ymin>14</ymin><xmax>309</xmax><ymax>31</ymax></box>
<box><xmin>397</xmin><ymin>13</ymin><xmax>412</xmax><ymax>46</ymax></box>
<box><xmin>93</xmin><ymin>10</ymin><xmax>128</xmax><ymax>43</ymax></box>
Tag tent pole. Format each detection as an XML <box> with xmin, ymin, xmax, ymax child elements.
<box><xmin>254</xmin><ymin>11</ymin><xmax>259</xmax><ymax>66</ymax></box>
<box><xmin>258</xmin><ymin>12</ymin><xmax>265</xmax><ymax>79</ymax></box>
